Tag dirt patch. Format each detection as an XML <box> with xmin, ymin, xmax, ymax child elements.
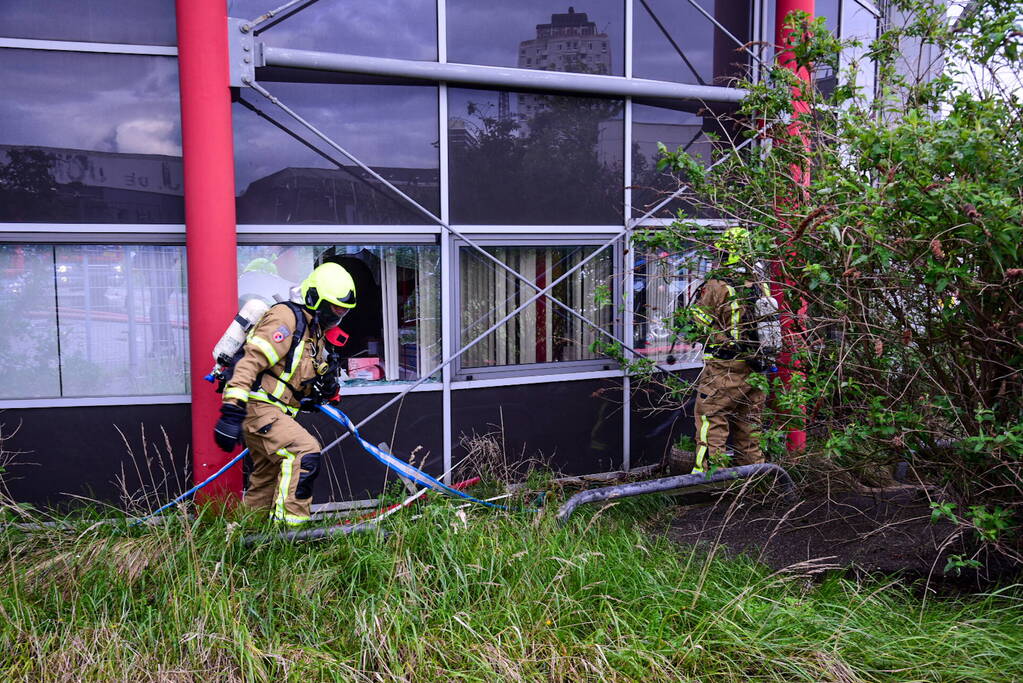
<box><xmin>659</xmin><ymin>482</ymin><xmax>1015</xmax><ymax>587</ymax></box>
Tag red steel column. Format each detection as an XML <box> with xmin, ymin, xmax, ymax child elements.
<box><xmin>176</xmin><ymin>0</ymin><xmax>242</xmax><ymax>499</ymax></box>
<box><xmin>773</xmin><ymin>0</ymin><xmax>813</xmax><ymax>452</ymax></box>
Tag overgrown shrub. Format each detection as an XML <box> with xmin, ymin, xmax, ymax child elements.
<box><xmin>628</xmin><ymin>0</ymin><xmax>1022</xmax><ymax>558</ymax></box>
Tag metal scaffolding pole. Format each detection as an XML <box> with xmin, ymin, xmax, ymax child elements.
<box><xmin>258</xmin><ymin>46</ymin><xmax>747</xmax><ymax>103</ymax></box>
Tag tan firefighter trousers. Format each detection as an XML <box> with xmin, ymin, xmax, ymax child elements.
<box><xmin>693</xmin><ymin>359</ymin><xmax>766</xmax><ymax>471</ymax></box>
<box><xmin>241</xmin><ymin>400</ymin><xmax>322</xmax><ymax>525</ymax></box>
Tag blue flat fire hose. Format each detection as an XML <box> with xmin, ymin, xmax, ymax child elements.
<box><xmin>132</xmin><ymin>449</ymin><xmax>248</xmax><ymax>525</ymax></box>
<box><xmin>318</xmin><ymin>404</ymin><xmax>513</xmax><ymax>510</ymax></box>
<box><xmin>134</xmin><ymin>404</ymin><xmax>513</xmax><ymax>524</ymax></box>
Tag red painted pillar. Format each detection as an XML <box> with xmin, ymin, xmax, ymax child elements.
<box><xmin>773</xmin><ymin>0</ymin><xmax>814</xmax><ymax>452</ymax></box>
<box><xmin>176</xmin><ymin>0</ymin><xmax>242</xmax><ymax>499</ymax></box>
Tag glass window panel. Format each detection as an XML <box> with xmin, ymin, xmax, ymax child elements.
<box><xmin>633</xmin><ymin>0</ymin><xmax>751</xmax><ymax>85</ymax></box>
<box><xmin>0</xmin><ymin>50</ymin><xmax>183</xmax><ymax>224</ymax></box>
<box><xmin>447</xmin><ymin>1</ymin><xmax>624</xmax><ymax>76</ymax></box>
<box><xmin>633</xmin><ymin>246</ymin><xmax>709</xmax><ymax>364</ymax></box>
<box><xmin>814</xmin><ymin>0</ymin><xmax>843</xmax><ymax>96</ymax></box>
<box><xmin>227</xmin><ymin>0</ymin><xmax>436</xmax><ymax>60</ymax></box>
<box><xmin>448</xmin><ymin>88</ymin><xmax>623</xmax><ymax>224</ymax></box>
<box><xmin>631</xmin><ymin>103</ymin><xmax>719</xmax><ymax>219</ymax></box>
<box><xmin>0</xmin><ymin>0</ymin><xmax>176</xmax><ymax>46</ymax></box>
<box><xmin>234</xmin><ymin>83</ymin><xmax>439</xmax><ymax>224</ymax></box>
<box><xmin>0</xmin><ymin>245</ymin><xmax>61</xmax><ymax>399</ymax></box>
<box><xmin>55</xmin><ymin>245</ymin><xmax>189</xmax><ymax>397</ymax></box>
<box><xmin>841</xmin><ymin>3</ymin><xmax>879</xmax><ymax>98</ymax></box>
<box><xmin>235</xmin><ymin>244</ymin><xmax>440</xmax><ymax>383</ymax></box>
<box><xmin>816</xmin><ymin>0</ymin><xmax>842</xmax><ymax>36</ymax></box>
<box><xmin>459</xmin><ymin>245</ymin><xmax>613</xmax><ymax>369</ymax></box>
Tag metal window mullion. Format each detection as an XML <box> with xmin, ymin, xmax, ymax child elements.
<box><xmin>382</xmin><ymin>249</ymin><xmax>399</xmax><ymax>381</ymax></box>
<box><xmin>623</xmin><ymin>94</ymin><xmax>635</xmax><ymax>472</ymax></box>
<box><xmin>438</xmin><ymin>0</ymin><xmax>452</xmax><ymax>477</ymax></box>
<box><xmin>437</xmin><ymin>0</ymin><xmax>447</xmax><ymax>63</ymax></box>
<box><xmin>623</xmin><ymin>0</ymin><xmax>634</xmax><ymax>470</ymax></box>
<box><xmin>625</xmin><ymin>0</ymin><xmax>634</xmax><ymax>79</ymax></box>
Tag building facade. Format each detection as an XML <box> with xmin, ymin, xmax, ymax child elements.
<box><xmin>0</xmin><ymin>0</ymin><xmax>883</xmax><ymax>508</ymax></box>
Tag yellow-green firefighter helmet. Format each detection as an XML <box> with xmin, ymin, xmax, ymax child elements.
<box><xmin>301</xmin><ymin>262</ymin><xmax>357</xmax><ymax>311</ymax></box>
<box><xmin>714</xmin><ymin>226</ymin><xmax>752</xmax><ymax>266</ymax></box>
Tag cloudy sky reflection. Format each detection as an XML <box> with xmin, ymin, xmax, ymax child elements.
<box><xmin>0</xmin><ymin>0</ymin><xmax>176</xmax><ymax>45</ymax></box>
<box><xmin>227</xmin><ymin>0</ymin><xmax>437</xmax><ymax>60</ymax></box>
<box><xmin>233</xmin><ymin>82</ymin><xmax>439</xmax><ymax>193</ymax></box>
<box><xmin>0</xmin><ymin>50</ymin><xmax>182</xmax><ymax>156</ymax></box>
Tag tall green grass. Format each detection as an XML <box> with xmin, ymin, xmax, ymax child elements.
<box><xmin>0</xmin><ymin>498</ymin><xmax>1020</xmax><ymax>681</ymax></box>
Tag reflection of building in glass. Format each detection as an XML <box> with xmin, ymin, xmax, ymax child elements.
<box><xmin>235</xmin><ymin>166</ymin><xmax>440</xmax><ymax>225</ymax></box>
<box><xmin>517</xmin><ymin>7</ymin><xmax>611</xmax><ymax>119</ymax></box>
<box><xmin>0</xmin><ymin>144</ymin><xmax>184</xmax><ymax>223</ymax></box>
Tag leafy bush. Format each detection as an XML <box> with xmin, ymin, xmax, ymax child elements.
<box><xmin>637</xmin><ymin>0</ymin><xmax>1022</xmax><ymax>557</ymax></box>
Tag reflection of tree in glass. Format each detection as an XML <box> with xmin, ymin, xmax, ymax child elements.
<box><xmin>0</xmin><ymin>149</ymin><xmax>58</xmax><ymax>222</ymax></box>
<box><xmin>451</xmin><ymin>95</ymin><xmax>623</xmax><ymax>224</ymax></box>
<box><xmin>0</xmin><ymin>245</ymin><xmax>60</xmax><ymax>399</ymax></box>
<box><xmin>630</xmin><ymin>132</ymin><xmax>711</xmax><ymax>219</ymax></box>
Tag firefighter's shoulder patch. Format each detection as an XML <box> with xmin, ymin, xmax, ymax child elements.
<box><xmin>271</xmin><ymin>324</ymin><xmax>290</xmax><ymax>343</ymax></box>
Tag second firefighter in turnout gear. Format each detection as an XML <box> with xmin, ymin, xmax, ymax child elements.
<box><xmin>213</xmin><ymin>262</ymin><xmax>356</xmax><ymax>525</ymax></box>
<box><xmin>689</xmin><ymin>227</ymin><xmax>777</xmax><ymax>474</ymax></box>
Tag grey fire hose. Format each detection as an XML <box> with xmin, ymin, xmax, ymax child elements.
<box><xmin>556</xmin><ymin>463</ymin><xmax>797</xmax><ymax>525</ymax></box>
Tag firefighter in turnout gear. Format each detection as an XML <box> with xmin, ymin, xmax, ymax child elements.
<box><xmin>213</xmin><ymin>262</ymin><xmax>356</xmax><ymax>525</ymax></box>
<box><xmin>690</xmin><ymin>227</ymin><xmax>776</xmax><ymax>474</ymax></box>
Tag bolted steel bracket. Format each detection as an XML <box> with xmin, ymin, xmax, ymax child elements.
<box><xmin>227</xmin><ymin>17</ymin><xmax>259</xmax><ymax>87</ymax></box>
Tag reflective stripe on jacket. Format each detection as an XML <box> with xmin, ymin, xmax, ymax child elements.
<box><xmin>224</xmin><ymin>304</ymin><xmax>321</xmax><ymax>412</ymax></box>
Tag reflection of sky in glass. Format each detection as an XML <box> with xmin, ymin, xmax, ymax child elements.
<box><xmin>0</xmin><ymin>50</ymin><xmax>181</xmax><ymax>156</ymax></box>
<box><xmin>227</xmin><ymin>0</ymin><xmax>436</xmax><ymax>60</ymax></box>
<box><xmin>447</xmin><ymin>0</ymin><xmax>624</xmax><ymax>76</ymax></box>
<box><xmin>233</xmin><ymin>83</ymin><xmax>438</xmax><ymax>190</ymax></box>
<box><xmin>0</xmin><ymin>0</ymin><xmax>176</xmax><ymax>45</ymax></box>
<box><xmin>634</xmin><ymin>0</ymin><xmax>747</xmax><ymax>85</ymax></box>
<box><xmin>816</xmin><ymin>0</ymin><xmax>841</xmax><ymax>36</ymax></box>
<box><xmin>233</xmin><ymin>82</ymin><xmax>439</xmax><ymax>223</ymax></box>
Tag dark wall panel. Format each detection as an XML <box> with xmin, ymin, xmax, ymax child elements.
<box><xmin>4</xmin><ymin>374</ymin><xmax>702</xmax><ymax>508</ymax></box>
<box><xmin>3</xmin><ymin>403</ymin><xmax>192</xmax><ymax>510</ymax></box>
<box><xmin>629</xmin><ymin>368</ymin><xmax>700</xmax><ymax>468</ymax></box>
<box><xmin>298</xmin><ymin>392</ymin><xmax>444</xmax><ymax>502</ymax></box>
<box><xmin>2</xmin><ymin>392</ymin><xmax>445</xmax><ymax>509</ymax></box>
<box><xmin>452</xmin><ymin>379</ymin><xmax>623</xmax><ymax>477</ymax></box>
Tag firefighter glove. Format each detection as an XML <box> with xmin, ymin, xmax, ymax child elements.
<box><xmin>311</xmin><ymin>373</ymin><xmax>341</xmax><ymax>405</ymax></box>
<box><xmin>213</xmin><ymin>403</ymin><xmax>246</xmax><ymax>452</ymax></box>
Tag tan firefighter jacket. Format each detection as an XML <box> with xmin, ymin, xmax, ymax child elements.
<box><xmin>691</xmin><ymin>277</ymin><xmax>771</xmax><ymax>361</ymax></box>
<box><xmin>223</xmin><ymin>304</ymin><xmax>324</xmax><ymax>416</ymax></box>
